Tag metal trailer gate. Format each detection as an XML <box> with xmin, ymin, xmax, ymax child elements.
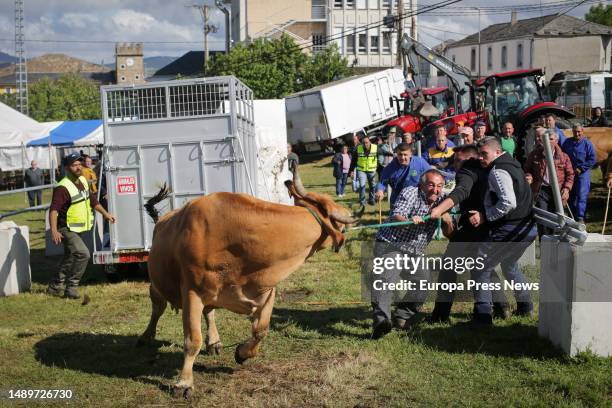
<box><xmin>93</xmin><ymin>76</ymin><xmax>256</xmax><ymax>265</ymax></box>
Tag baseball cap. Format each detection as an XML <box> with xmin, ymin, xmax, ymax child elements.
<box><xmin>458</xmin><ymin>126</ymin><xmax>473</xmax><ymax>136</ymax></box>
<box><xmin>388</xmin><ymin>126</ymin><xmax>397</xmax><ymax>133</ymax></box>
<box><xmin>62</xmin><ymin>152</ymin><xmax>82</xmax><ymax>166</ymax></box>
<box><xmin>474</xmin><ymin>120</ymin><xmax>486</xmax><ymax>127</ymax></box>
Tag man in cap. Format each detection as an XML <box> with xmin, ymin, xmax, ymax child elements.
<box><xmin>458</xmin><ymin>126</ymin><xmax>474</xmax><ymax>145</ymax></box>
<box><xmin>47</xmin><ymin>153</ymin><xmax>117</xmax><ymax>299</ymax></box>
<box><xmin>474</xmin><ymin>121</ymin><xmax>488</xmax><ymax>143</ymax></box>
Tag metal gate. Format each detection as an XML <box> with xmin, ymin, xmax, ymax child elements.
<box><xmin>94</xmin><ymin>76</ymin><xmax>256</xmax><ymax>263</ymax></box>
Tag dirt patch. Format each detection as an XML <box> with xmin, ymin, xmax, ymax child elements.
<box><xmin>192</xmin><ymin>351</ymin><xmax>387</xmax><ymax>407</ymax></box>
<box><xmin>278</xmin><ymin>288</ymin><xmax>313</xmax><ymax>303</ymax></box>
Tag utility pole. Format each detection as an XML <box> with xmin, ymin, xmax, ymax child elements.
<box><xmin>15</xmin><ymin>0</ymin><xmax>28</xmax><ymax>115</ymax></box>
<box><xmin>396</xmin><ymin>0</ymin><xmax>405</xmax><ymax>66</ymax></box>
<box><xmin>191</xmin><ymin>4</ymin><xmax>217</xmax><ymax>76</ymax></box>
<box><xmin>410</xmin><ymin>0</ymin><xmax>417</xmax><ymax>40</ymax></box>
<box><xmin>474</xmin><ymin>7</ymin><xmax>481</xmax><ymax>78</ymax></box>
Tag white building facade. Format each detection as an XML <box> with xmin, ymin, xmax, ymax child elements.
<box><xmin>231</xmin><ymin>0</ymin><xmax>417</xmax><ymax>70</ymax></box>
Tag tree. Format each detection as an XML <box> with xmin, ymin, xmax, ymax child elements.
<box><xmin>207</xmin><ymin>35</ymin><xmax>352</xmax><ymax>98</ymax></box>
<box><xmin>0</xmin><ymin>74</ymin><xmax>101</xmax><ymax>121</ymax></box>
<box><xmin>301</xmin><ymin>43</ymin><xmax>353</xmax><ymax>90</ymax></box>
<box><xmin>585</xmin><ymin>2</ymin><xmax>612</xmax><ymax>27</ymax></box>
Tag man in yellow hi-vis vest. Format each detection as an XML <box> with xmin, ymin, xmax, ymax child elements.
<box><xmin>47</xmin><ymin>153</ymin><xmax>116</xmax><ymax>299</ymax></box>
<box><xmin>349</xmin><ymin>134</ymin><xmax>378</xmax><ymax>206</ymax></box>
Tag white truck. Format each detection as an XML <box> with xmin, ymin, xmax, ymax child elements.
<box><xmin>285</xmin><ymin>68</ymin><xmax>407</xmax><ymax>148</ymax></box>
<box><xmin>549</xmin><ymin>71</ymin><xmax>612</xmax><ymax>123</ymax></box>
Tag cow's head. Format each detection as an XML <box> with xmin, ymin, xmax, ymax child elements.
<box><xmin>285</xmin><ymin>169</ymin><xmax>363</xmax><ymax>252</ymax></box>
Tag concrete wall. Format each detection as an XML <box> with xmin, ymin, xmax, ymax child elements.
<box><xmin>533</xmin><ymin>36</ymin><xmax>611</xmax><ymax>78</ymax></box>
<box><xmin>445</xmin><ymin>37</ymin><xmax>533</xmax><ymax>78</ymax></box>
<box><xmin>445</xmin><ymin>34</ymin><xmax>611</xmax><ymax>81</ymax></box>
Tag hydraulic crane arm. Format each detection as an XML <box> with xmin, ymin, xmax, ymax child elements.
<box><xmin>400</xmin><ymin>34</ymin><xmax>474</xmax><ymax>112</ymax></box>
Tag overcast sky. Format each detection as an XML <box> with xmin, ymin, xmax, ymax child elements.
<box><xmin>0</xmin><ymin>0</ymin><xmax>602</xmax><ymax>64</ymax></box>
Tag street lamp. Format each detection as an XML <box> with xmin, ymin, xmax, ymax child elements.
<box><xmin>473</xmin><ymin>7</ymin><xmax>481</xmax><ymax>78</ymax></box>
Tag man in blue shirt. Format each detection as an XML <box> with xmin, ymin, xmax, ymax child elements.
<box><xmin>562</xmin><ymin>124</ymin><xmax>597</xmax><ymax>222</ymax></box>
<box><xmin>425</xmin><ymin>124</ymin><xmax>456</xmax><ymax>150</ymax></box>
<box><xmin>544</xmin><ymin>113</ymin><xmax>567</xmax><ymax>145</ymax></box>
<box><xmin>374</xmin><ymin>143</ymin><xmax>431</xmax><ymax>206</ymax></box>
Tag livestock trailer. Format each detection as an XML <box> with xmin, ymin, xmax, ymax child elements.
<box><xmin>93</xmin><ymin>76</ymin><xmax>257</xmax><ymax>267</ymax></box>
<box><xmin>285</xmin><ymin>68</ymin><xmax>406</xmax><ymax>147</ymax></box>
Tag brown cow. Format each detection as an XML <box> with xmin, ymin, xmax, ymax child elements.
<box><xmin>137</xmin><ymin>171</ymin><xmax>360</xmax><ymax>398</ymax></box>
<box><xmin>562</xmin><ymin>127</ymin><xmax>612</xmax><ymax>178</ymax></box>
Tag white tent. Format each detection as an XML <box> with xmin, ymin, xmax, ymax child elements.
<box><xmin>0</xmin><ymin>102</ymin><xmax>58</xmax><ymax>171</ymax></box>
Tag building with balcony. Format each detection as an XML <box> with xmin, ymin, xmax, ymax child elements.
<box><xmin>231</xmin><ymin>0</ymin><xmax>417</xmax><ymax>70</ymax></box>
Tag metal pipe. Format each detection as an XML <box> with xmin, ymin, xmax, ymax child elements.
<box><xmin>0</xmin><ymin>203</ymin><xmax>50</xmax><ymax>219</ymax></box>
<box><xmin>542</xmin><ymin>129</ymin><xmax>564</xmax><ymax>215</ymax></box>
<box><xmin>215</xmin><ymin>0</ymin><xmax>231</xmax><ymax>54</ymax></box>
<box><xmin>0</xmin><ymin>183</ymin><xmax>55</xmax><ymax>196</ymax></box>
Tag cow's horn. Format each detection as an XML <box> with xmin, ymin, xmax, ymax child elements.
<box><xmin>330</xmin><ymin>211</ymin><xmax>358</xmax><ymax>224</ymax></box>
<box><xmin>292</xmin><ymin>168</ymin><xmax>308</xmax><ymax>197</ymax></box>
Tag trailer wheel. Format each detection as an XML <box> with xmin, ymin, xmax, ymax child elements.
<box><xmin>104</xmin><ymin>263</ymin><xmax>144</xmax><ymax>283</ymax></box>
<box><xmin>104</xmin><ymin>265</ymin><xmax>121</xmax><ymax>283</ymax></box>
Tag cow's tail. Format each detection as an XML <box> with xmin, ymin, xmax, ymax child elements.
<box><xmin>144</xmin><ymin>183</ymin><xmax>170</xmax><ymax>224</ymax></box>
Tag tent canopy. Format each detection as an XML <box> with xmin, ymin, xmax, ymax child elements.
<box><xmin>0</xmin><ymin>101</ymin><xmax>56</xmax><ymax>147</ymax></box>
<box><xmin>27</xmin><ymin>120</ymin><xmax>103</xmax><ymax>147</ymax></box>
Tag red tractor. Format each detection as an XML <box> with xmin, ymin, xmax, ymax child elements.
<box><xmin>385</xmin><ymin>34</ymin><xmax>575</xmax><ymax>157</ymax></box>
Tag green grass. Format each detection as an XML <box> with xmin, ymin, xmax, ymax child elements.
<box><xmin>0</xmin><ymin>157</ymin><xmax>611</xmax><ymax>407</ymax></box>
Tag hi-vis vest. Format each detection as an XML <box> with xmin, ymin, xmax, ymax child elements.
<box><xmin>58</xmin><ymin>176</ymin><xmax>93</xmax><ymax>233</ymax></box>
<box><xmin>356</xmin><ymin>144</ymin><xmax>378</xmax><ymax>172</ymax></box>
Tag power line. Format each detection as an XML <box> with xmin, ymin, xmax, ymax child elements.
<box><xmin>209</xmin><ymin>0</ymin><xmax>463</xmax><ymax>74</ymax></box>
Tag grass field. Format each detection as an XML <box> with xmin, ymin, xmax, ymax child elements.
<box><xmin>0</xmin><ymin>157</ymin><xmax>611</xmax><ymax>407</ymax></box>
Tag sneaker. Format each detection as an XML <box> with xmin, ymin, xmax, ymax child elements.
<box><xmin>46</xmin><ymin>285</ymin><xmax>64</xmax><ymax>297</ymax></box>
<box><xmin>371</xmin><ymin>319</ymin><xmax>392</xmax><ymax>340</ymax></box>
<box><xmin>367</xmin><ymin>199</ymin><xmax>376</xmax><ymax>206</ymax></box>
<box><xmin>64</xmin><ymin>287</ymin><xmax>81</xmax><ymax>299</ymax></box>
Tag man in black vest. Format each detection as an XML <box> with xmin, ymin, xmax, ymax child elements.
<box><xmin>468</xmin><ymin>137</ymin><xmax>537</xmax><ymax>324</ymax></box>
<box><xmin>428</xmin><ymin>145</ymin><xmax>510</xmax><ymax>323</ymax></box>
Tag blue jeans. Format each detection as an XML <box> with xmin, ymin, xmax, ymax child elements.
<box><xmin>472</xmin><ymin>220</ymin><xmax>537</xmax><ymax>316</ymax></box>
<box><xmin>357</xmin><ymin>170</ymin><xmax>376</xmax><ymax>206</ymax></box>
<box><xmin>336</xmin><ymin>173</ymin><xmax>348</xmax><ymax>195</ymax></box>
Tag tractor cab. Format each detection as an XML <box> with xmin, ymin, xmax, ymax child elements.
<box><xmin>475</xmin><ymin>69</ymin><xmax>547</xmax><ymax>132</ymax></box>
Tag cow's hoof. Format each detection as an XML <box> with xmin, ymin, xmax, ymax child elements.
<box><xmin>234</xmin><ymin>346</ymin><xmax>247</xmax><ymax>364</ymax></box>
<box><xmin>205</xmin><ymin>341</ymin><xmax>223</xmax><ymax>355</ymax></box>
<box><xmin>172</xmin><ymin>385</ymin><xmax>193</xmax><ymax>400</ymax></box>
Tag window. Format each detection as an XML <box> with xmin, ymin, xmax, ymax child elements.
<box><xmin>346</xmin><ymin>34</ymin><xmax>356</xmax><ymax>53</ymax></box>
<box><xmin>368</xmin><ymin>0</ymin><xmax>378</xmax><ymax>8</ymax></box>
<box><xmin>334</xmin><ymin>0</ymin><xmax>343</xmax><ymax>8</ymax></box>
<box><xmin>517</xmin><ymin>43</ymin><xmax>523</xmax><ymax>67</ymax></box>
<box><xmin>487</xmin><ymin>47</ymin><xmax>492</xmax><ymax>70</ymax></box>
<box><xmin>382</xmin><ymin>31</ymin><xmax>391</xmax><ymax>53</ymax></box>
<box><xmin>333</xmin><ymin>27</ymin><xmax>344</xmax><ymax>52</ymax></box>
<box><xmin>346</xmin><ymin>0</ymin><xmax>355</xmax><ymax>8</ymax></box>
<box><xmin>370</xmin><ymin>35</ymin><xmax>380</xmax><ymax>53</ymax></box>
<box><xmin>5</xmin><ymin>87</ymin><xmax>11</xmax><ymax>94</ymax></box>
<box><xmin>358</xmin><ymin>33</ymin><xmax>367</xmax><ymax>53</ymax></box>
<box><xmin>135</xmin><ymin>75</ymin><xmax>140</xmax><ymax>80</ymax></box>
<box><xmin>470</xmin><ymin>48</ymin><xmax>476</xmax><ymax>71</ymax></box>
<box><xmin>382</xmin><ymin>0</ymin><xmax>391</xmax><ymax>8</ymax></box>
<box><xmin>501</xmin><ymin>45</ymin><xmax>507</xmax><ymax>69</ymax></box>
<box><xmin>120</xmin><ymin>64</ymin><xmax>126</xmax><ymax>69</ymax></box>
<box><xmin>312</xmin><ymin>33</ymin><xmax>325</xmax><ymax>53</ymax></box>
<box><xmin>357</xmin><ymin>0</ymin><xmax>366</xmax><ymax>9</ymax></box>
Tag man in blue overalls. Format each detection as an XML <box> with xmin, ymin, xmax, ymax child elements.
<box><xmin>561</xmin><ymin>124</ymin><xmax>597</xmax><ymax>223</ymax></box>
